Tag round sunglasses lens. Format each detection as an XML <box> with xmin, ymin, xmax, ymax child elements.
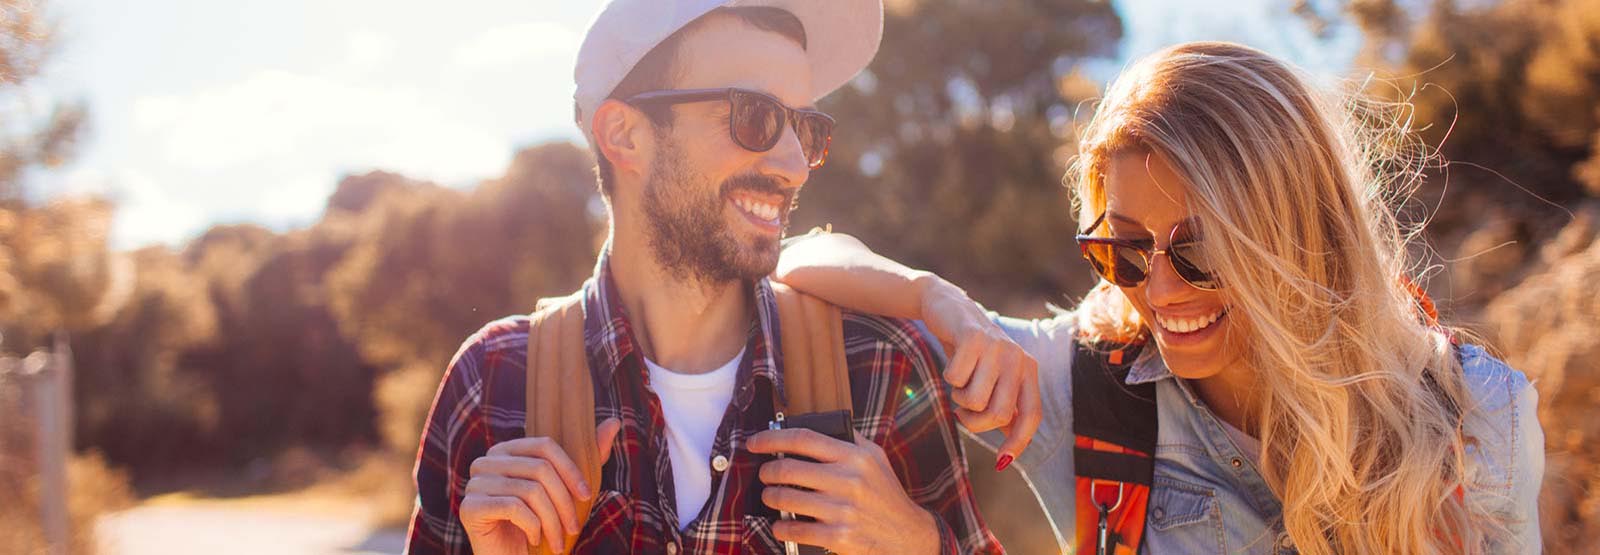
<box><xmin>1084</xmin><ymin>243</ymin><xmax>1148</xmax><ymax>287</ymax></box>
<box><xmin>732</xmin><ymin>92</ymin><xmax>784</xmax><ymax>151</ymax></box>
<box><xmin>1170</xmin><ymin>242</ymin><xmax>1218</xmax><ymax>288</ymax></box>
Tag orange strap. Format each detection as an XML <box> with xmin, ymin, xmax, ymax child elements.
<box><xmin>523</xmin><ymin>291</ymin><xmax>597</xmax><ymax>555</ymax></box>
<box><xmin>523</xmin><ymin>284</ymin><xmax>851</xmax><ymax>553</ymax></box>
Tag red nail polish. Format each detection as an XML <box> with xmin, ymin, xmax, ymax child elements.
<box><xmin>995</xmin><ymin>454</ymin><xmax>1014</xmax><ymax>471</ymax></box>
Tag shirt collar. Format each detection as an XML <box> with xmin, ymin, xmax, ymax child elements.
<box><xmin>581</xmin><ymin>250</ymin><xmax>787</xmax><ymax>410</ymax></box>
<box><xmin>1123</xmin><ymin>343</ymin><xmax>1212</xmax><ymax>409</ymax></box>
<box><xmin>1125</xmin><ymin>343</ymin><xmax>1173</xmax><ymax>385</ymax></box>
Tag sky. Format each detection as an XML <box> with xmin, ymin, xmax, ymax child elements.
<box><xmin>32</xmin><ymin>0</ymin><xmax>1359</xmax><ymax>250</ymax></box>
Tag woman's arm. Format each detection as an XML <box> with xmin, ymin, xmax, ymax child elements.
<box><xmin>776</xmin><ymin>231</ymin><xmax>1042</xmax><ymax>463</ymax></box>
<box><xmin>775</xmin><ymin>231</ymin><xmax>937</xmax><ymax>322</ymax></box>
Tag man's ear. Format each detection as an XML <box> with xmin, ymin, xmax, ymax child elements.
<box><xmin>592</xmin><ymin>99</ymin><xmax>654</xmax><ymax>181</ymax></box>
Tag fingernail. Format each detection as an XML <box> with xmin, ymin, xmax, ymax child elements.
<box><xmin>579</xmin><ymin>483</ymin><xmax>592</xmax><ymax>499</ymax></box>
<box><xmin>995</xmin><ymin>454</ymin><xmax>1014</xmax><ymax>472</ymax></box>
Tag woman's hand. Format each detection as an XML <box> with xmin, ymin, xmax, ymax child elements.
<box><xmin>917</xmin><ymin>276</ymin><xmax>1041</xmax><ymax>468</ymax></box>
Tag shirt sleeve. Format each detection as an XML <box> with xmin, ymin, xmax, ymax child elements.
<box><xmin>1505</xmin><ymin>382</ymin><xmax>1544</xmax><ymax>554</ymax></box>
<box><xmin>844</xmin><ymin>314</ymin><xmax>1003</xmax><ymax>555</ymax></box>
<box><xmin>405</xmin><ymin>332</ymin><xmax>495</xmax><ymax>555</ymax></box>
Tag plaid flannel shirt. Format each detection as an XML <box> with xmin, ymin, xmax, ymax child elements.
<box><xmin>406</xmin><ymin>254</ymin><xmax>1001</xmax><ymax>554</ymax></box>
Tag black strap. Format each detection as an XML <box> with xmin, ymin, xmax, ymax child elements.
<box><xmin>1073</xmin><ymin>449</ymin><xmax>1156</xmax><ymax>484</ymax></box>
<box><xmin>1072</xmin><ymin>338</ymin><xmax>1159</xmax><ymax>555</ymax></box>
<box><xmin>1071</xmin><ymin>340</ymin><xmax>1158</xmax><ymax>456</ymax></box>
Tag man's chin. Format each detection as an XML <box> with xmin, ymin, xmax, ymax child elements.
<box><xmin>733</xmin><ymin>236</ymin><xmax>781</xmax><ymax>280</ymax></box>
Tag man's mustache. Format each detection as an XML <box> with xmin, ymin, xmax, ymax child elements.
<box><xmin>720</xmin><ymin>174</ymin><xmax>797</xmax><ymax>213</ymax></box>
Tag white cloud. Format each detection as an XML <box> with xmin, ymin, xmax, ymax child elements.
<box><xmin>454</xmin><ymin>22</ymin><xmax>579</xmax><ymax>69</ymax></box>
<box><xmin>109</xmin><ymin>169</ymin><xmax>207</xmax><ymax>249</ymax></box>
<box><xmin>344</xmin><ymin>29</ymin><xmax>392</xmax><ymax>69</ymax></box>
<box><xmin>40</xmin><ymin>4</ymin><xmax>598</xmax><ymax>250</ymax></box>
<box><xmin>105</xmin><ymin>68</ymin><xmax>514</xmax><ymax>247</ymax></box>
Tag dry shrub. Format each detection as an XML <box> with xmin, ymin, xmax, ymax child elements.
<box><xmin>0</xmin><ymin>450</ymin><xmax>134</xmax><ymax>555</ymax></box>
<box><xmin>1483</xmin><ymin>204</ymin><xmax>1600</xmax><ymax>553</ymax></box>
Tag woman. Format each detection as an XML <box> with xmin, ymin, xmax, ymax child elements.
<box><xmin>775</xmin><ymin>42</ymin><xmax>1543</xmax><ymax>554</ymax></box>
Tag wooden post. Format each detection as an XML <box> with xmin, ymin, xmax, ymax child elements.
<box><xmin>16</xmin><ymin>343</ymin><xmax>70</xmax><ymax>555</ymax></box>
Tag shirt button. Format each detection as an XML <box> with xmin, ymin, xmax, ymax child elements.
<box><xmin>1152</xmin><ymin>506</ymin><xmax>1165</xmax><ymax>520</ymax></box>
<box><xmin>1230</xmin><ymin>457</ymin><xmax>1244</xmax><ymax>468</ymax></box>
<box><xmin>667</xmin><ymin>542</ymin><xmax>679</xmax><ymax>555</ymax></box>
<box><xmin>711</xmin><ymin>454</ymin><xmax>730</xmax><ymax>472</ymax></box>
<box><xmin>1277</xmin><ymin>533</ymin><xmax>1294</xmax><ymax>550</ymax></box>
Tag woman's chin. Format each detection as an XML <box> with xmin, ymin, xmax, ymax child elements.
<box><xmin>1150</xmin><ymin>320</ymin><xmax>1233</xmax><ymax>379</ymax></box>
<box><xmin>1161</xmin><ymin>354</ymin><xmax>1228</xmax><ymax>380</ymax></box>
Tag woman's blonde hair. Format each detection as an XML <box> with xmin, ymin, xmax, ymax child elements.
<box><xmin>1070</xmin><ymin>42</ymin><xmax>1496</xmax><ymax>554</ymax></box>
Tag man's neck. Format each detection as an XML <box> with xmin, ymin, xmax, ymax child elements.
<box><xmin>607</xmin><ymin>234</ymin><xmax>753</xmax><ymax>375</ymax></box>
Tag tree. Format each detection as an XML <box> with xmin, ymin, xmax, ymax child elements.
<box><xmin>798</xmin><ymin>0</ymin><xmax>1123</xmax><ymax>313</ymax></box>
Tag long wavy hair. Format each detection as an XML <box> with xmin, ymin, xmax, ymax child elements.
<box><xmin>1069</xmin><ymin>42</ymin><xmax>1498</xmax><ymax>554</ymax></box>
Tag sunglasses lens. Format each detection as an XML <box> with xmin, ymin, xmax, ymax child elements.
<box><xmin>731</xmin><ymin>91</ymin><xmax>785</xmax><ymax>151</ymax></box>
<box><xmin>1169</xmin><ymin>242</ymin><xmax>1218</xmax><ymax>289</ymax></box>
<box><xmin>794</xmin><ymin>113</ymin><xmax>833</xmax><ymax>167</ymax></box>
<box><xmin>1083</xmin><ymin>242</ymin><xmax>1148</xmax><ymax>287</ymax></box>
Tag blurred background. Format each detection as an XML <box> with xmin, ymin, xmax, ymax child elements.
<box><xmin>1</xmin><ymin>0</ymin><xmax>1596</xmax><ymax>553</ymax></box>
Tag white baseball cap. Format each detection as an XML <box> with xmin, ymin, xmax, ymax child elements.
<box><xmin>572</xmin><ymin>0</ymin><xmax>883</xmax><ymax>142</ymax></box>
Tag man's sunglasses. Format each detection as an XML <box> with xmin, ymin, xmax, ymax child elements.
<box><xmin>1074</xmin><ymin>212</ymin><xmax>1220</xmax><ymax>290</ymax></box>
<box><xmin>624</xmin><ymin>88</ymin><xmax>835</xmax><ymax>169</ymax></box>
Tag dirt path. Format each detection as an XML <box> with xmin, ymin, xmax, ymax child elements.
<box><xmin>95</xmin><ymin>491</ymin><xmax>407</xmax><ymax>555</ymax></box>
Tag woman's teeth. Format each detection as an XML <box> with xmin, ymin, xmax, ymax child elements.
<box><xmin>734</xmin><ymin>197</ymin><xmax>781</xmax><ymax>222</ymax></box>
<box><xmin>1156</xmin><ymin>310</ymin><xmax>1224</xmax><ymax>334</ymax></box>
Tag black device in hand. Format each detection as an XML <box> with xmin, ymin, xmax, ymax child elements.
<box><xmin>767</xmin><ymin>409</ymin><xmax>854</xmax><ymax>555</ymax></box>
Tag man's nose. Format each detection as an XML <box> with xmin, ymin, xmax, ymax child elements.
<box><xmin>754</xmin><ymin>123</ymin><xmax>811</xmax><ymax>188</ymax></box>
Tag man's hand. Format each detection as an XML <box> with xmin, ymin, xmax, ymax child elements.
<box><xmin>747</xmin><ymin>428</ymin><xmax>942</xmax><ymax>555</ymax></box>
<box><xmin>459</xmin><ymin>418</ymin><xmax>622</xmax><ymax>555</ymax></box>
<box><xmin>919</xmin><ymin>277</ymin><xmax>1041</xmax><ymax>468</ymax></box>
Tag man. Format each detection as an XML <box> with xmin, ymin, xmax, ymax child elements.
<box><xmin>406</xmin><ymin>1</ymin><xmax>1009</xmax><ymax>553</ymax></box>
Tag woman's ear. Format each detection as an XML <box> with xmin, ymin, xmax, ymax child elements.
<box><xmin>592</xmin><ymin>99</ymin><xmax>654</xmax><ymax>182</ymax></box>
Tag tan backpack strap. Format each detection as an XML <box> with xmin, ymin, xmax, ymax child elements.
<box><xmin>524</xmin><ymin>290</ymin><xmax>597</xmax><ymax>555</ymax></box>
<box><xmin>770</xmin><ymin>282</ymin><xmax>853</xmax><ymax>414</ymax></box>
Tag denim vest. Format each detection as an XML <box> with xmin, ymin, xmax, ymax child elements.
<box><xmin>967</xmin><ymin>315</ymin><xmax>1543</xmax><ymax>554</ymax></box>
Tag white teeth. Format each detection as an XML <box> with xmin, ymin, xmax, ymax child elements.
<box><xmin>733</xmin><ymin>197</ymin><xmax>780</xmax><ymax>223</ymax></box>
<box><xmin>1156</xmin><ymin>310</ymin><xmax>1223</xmax><ymax>334</ymax></box>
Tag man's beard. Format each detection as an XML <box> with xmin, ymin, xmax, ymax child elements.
<box><xmin>642</xmin><ymin>139</ymin><xmax>797</xmax><ymax>284</ymax></box>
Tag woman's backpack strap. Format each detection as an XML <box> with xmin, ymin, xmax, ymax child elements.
<box><xmin>1071</xmin><ymin>340</ymin><xmax>1157</xmax><ymax>555</ymax></box>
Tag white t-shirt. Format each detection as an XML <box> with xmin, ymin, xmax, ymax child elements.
<box><xmin>644</xmin><ymin>348</ymin><xmax>744</xmax><ymax>530</ymax></box>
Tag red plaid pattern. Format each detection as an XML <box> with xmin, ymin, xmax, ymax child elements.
<box><xmin>405</xmin><ymin>255</ymin><xmax>1001</xmax><ymax>554</ymax></box>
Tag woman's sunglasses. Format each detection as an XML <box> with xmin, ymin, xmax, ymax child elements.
<box><xmin>624</xmin><ymin>88</ymin><xmax>835</xmax><ymax>169</ymax></box>
<box><xmin>1074</xmin><ymin>212</ymin><xmax>1220</xmax><ymax>290</ymax></box>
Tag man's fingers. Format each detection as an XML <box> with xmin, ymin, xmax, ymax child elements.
<box><xmin>942</xmin><ymin>337</ymin><xmax>982</xmax><ymax>389</ymax></box>
<box><xmin>758</xmin><ymin>457</ymin><xmax>843</xmax><ymax>494</ymax></box>
<box><xmin>462</xmin><ymin>495</ymin><xmax>542</xmax><ymax>547</ymax></box>
<box><xmin>514</xmin><ymin>479</ymin><xmax>568</xmax><ymax>552</ymax></box>
<box><xmin>469</xmin><ymin>457</ymin><xmax>580</xmax><ymax>534</ymax></box>
<box><xmin>761</xmin><ymin>486</ymin><xmax>849</xmax><ymax>522</ymax></box>
<box><xmin>465</xmin><ymin>475</ymin><xmax>571</xmax><ymax>545</ymax></box>
<box><xmin>596</xmin><ymin>418</ymin><xmax>622</xmax><ymax>467</ymax></box>
<box><xmin>996</xmin><ymin>362</ymin><xmax>1043</xmax><ymax>460</ymax></box>
<box><xmin>770</xmin><ymin>519</ymin><xmax>841</xmax><ymax>552</ymax></box>
<box><xmin>746</xmin><ymin>428</ymin><xmax>852</xmax><ymax>462</ymax></box>
<box><xmin>486</xmin><ymin>437</ymin><xmax>593</xmax><ymax>501</ymax></box>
